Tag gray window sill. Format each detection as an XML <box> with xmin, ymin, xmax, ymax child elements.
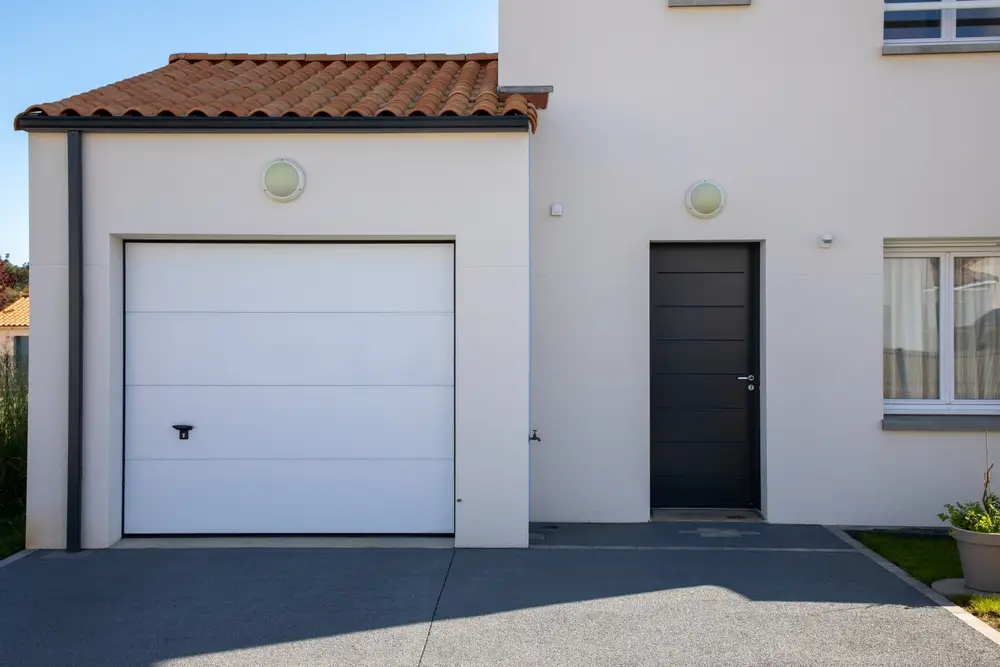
<box><xmin>882</xmin><ymin>414</ymin><xmax>1000</xmax><ymax>431</ymax></box>
<box><xmin>668</xmin><ymin>0</ymin><xmax>750</xmax><ymax>6</ymax></box>
<box><xmin>883</xmin><ymin>42</ymin><xmax>1000</xmax><ymax>56</ymax></box>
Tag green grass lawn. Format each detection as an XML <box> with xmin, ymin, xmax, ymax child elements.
<box><xmin>852</xmin><ymin>531</ymin><xmax>1000</xmax><ymax>631</ymax></box>
<box><xmin>958</xmin><ymin>595</ymin><xmax>1000</xmax><ymax>628</ymax></box>
<box><xmin>852</xmin><ymin>532</ymin><xmax>963</xmax><ymax>584</ymax></box>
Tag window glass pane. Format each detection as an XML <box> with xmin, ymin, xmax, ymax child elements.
<box><xmin>12</xmin><ymin>336</ymin><xmax>27</xmax><ymax>374</ymax></box>
<box><xmin>885</xmin><ymin>0</ymin><xmax>942</xmax><ymax>40</ymax></box>
<box><xmin>884</xmin><ymin>258</ymin><xmax>940</xmax><ymax>399</ymax></box>
<box><xmin>957</xmin><ymin>0</ymin><xmax>1000</xmax><ymax>39</ymax></box>
<box><xmin>955</xmin><ymin>257</ymin><xmax>1000</xmax><ymax>399</ymax></box>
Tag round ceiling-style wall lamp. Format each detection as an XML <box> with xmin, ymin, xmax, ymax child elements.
<box><xmin>262</xmin><ymin>158</ymin><xmax>305</xmax><ymax>202</ymax></box>
<box><xmin>685</xmin><ymin>180</ymin><xmax>726</xmax><ymax>219</ymax></box>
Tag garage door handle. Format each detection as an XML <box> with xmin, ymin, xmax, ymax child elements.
<box><xmin>173</xmin><ymin>425</ymin><xmax>194</xmax><ymax>440</ymax></box>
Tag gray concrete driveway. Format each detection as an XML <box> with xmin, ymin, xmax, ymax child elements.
<box><xmin>1</xmin><ymin>524</ymin><xmax>998</xmax><ymax>666</ymax></box>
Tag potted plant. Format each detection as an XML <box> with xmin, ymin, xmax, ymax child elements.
<box><xmin>939</xmin><ymin>464</ymin><xmax>1000</xmax><ymax>593</ymax></box>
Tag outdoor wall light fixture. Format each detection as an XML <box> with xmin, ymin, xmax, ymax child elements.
<box><xmin>685</xmin><ymin>180</ymin><xmax>726</xmax><ymax>219</ymax></box>
<box><xmin>262</xmin><ymin>158</ymin><xmax>305</xmax><ymax>202</ymax></box>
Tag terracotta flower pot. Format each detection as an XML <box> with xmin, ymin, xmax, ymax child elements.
<box><xmin>953</xmin><ymin>527</ymin><xmax>1000</xmax><ymax>593</ymax></box>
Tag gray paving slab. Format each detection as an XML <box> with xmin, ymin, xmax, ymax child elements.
<box><xmin>423</xmin><ymin>549</ymin><xmax>1000</xmax><ymax>667</ymax></box>
<box><xmin>530</xmin><ymin>521</ymin><xmax>850</xmax><ymax>549</ymax></box>
<box><xmin>0</xmin><ymin>548</ymin><xmax>452</xmax><ymax>667</ymax></box>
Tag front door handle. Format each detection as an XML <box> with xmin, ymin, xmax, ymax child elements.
<box><xmin>738</xmin><ymin>375</ymin><xmax>755</xmax><ymax>381</ymax></box>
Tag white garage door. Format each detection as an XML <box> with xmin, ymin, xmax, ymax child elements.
<box><xmin>124</xmin><ymin>243</ymin><xmax>455</xmax><ymax>535</ymax></box>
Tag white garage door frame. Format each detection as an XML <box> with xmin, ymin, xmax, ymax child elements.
<box><xmin>121</xmin><ymin>239</ymin><xmax>457</xmax><ymax>536</ymax></box>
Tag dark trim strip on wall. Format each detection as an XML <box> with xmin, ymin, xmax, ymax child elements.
<box><xmin>16</xmin><ymin>115</ymin><xmax>532</xmax><ymax>133</ymax></box>
<box><xmin>66</xmin><ymin>130</ymin><xmax>83</xmax><ymax>552</ymax></box>
<box><xmin>882</xmin><ymin>414</ymin><xmax>1000</xmax><ymax>432</ymax></box>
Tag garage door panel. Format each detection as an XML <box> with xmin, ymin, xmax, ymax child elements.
<box><xmin>126</xmin><ymin>243</ymin><xmax>454</xmax><ymax>314</ymax></box>
<box><xmin>124</xmin><ymin>459</ymin><xmax>455</xmax><ymax>534</ymax></box>
<box><xmin>126</xmin><ymin>312</ymin><xmax>454</xmax><ymax>386</ymax></box>
<box><xmin>125</xmin><ymin>385</ymin><xmax>454</xmax><ymax>461</ymax></box>
<box><xmin>125</xmin><ymin>242</ymin><xmax>455</xmax><ymax>535</ymax></box>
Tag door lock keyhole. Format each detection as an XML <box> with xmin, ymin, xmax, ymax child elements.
<box><xmin>173</xmin><ymin>425</ymin><xmax>194</xmax><ymax>440</ymax></box>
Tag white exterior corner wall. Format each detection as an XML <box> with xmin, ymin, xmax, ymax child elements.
<box><xmin>27</xmin><ymin>131</ymin><xmax>530</xmax><ymax>549</ymax></box>
<box><xmin>501</xmin><ymin>0</ymin><xmax>999</xmax><ymax>526</ymax></box>
<box><xmin>27</xmin><ymin>134</ymin><xmax>69</xmax><ymax>548</ymax></box>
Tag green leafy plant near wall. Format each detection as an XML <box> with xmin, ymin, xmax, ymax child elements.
<box><xmin>939</xmin><ymin>464</ymin><xmax>1000</xmax><ymax>534</ymax></box>
<box><xmin>0</xmin><ymin>351</ymin><xmax>27</xmax><ymax>558</ymax></box>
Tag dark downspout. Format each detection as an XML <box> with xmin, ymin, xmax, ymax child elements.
<box><xmin>66</xmin><ymin>131</ymin><xmax>83</xmax><ymax>552</ymax></box>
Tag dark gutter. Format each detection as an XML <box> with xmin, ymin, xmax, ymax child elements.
<box><xmin>16</xmin><ymin>114</ymin><xmax>532</xmax><ymax>133</ymax></box>
<box><xmin>66</xmin><ymin>131</ymin><xmax>83</xmax><ymax>552</ymax></box>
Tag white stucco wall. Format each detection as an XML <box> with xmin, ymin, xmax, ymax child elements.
<box><xmin>27</xmin><ymin>131</ymin><xmax>530</xmax><ymax>549</ymax></box>
<box><xmin>501</xmin><ymin>0</ymin><xmax>999</xmax><ymax>526</ymax></box>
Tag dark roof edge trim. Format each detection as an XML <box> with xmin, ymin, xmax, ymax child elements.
<box><xmin>15</xmin><ymin>114</ymin><xmax>532</xmax><ymax>133</ymax></box>
<box><xmin>498</xmin><ymin>86</ymin><xmax>554</xmax><ymax>94</ymax></box>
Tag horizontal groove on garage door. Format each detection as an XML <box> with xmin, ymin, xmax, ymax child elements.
<box><xmin>126</xmin><ymin>383</ymin><xmax>455</xmax><ymax>387</ymax></box>
<box><xmin>126</xmin><ymin>243</ymin><xmax>454</xmax><ymax>314</ymax></box>
<box><xmin>129</xmin><ymin>310</ymin><xmax>455</xmax><ymax>314</ymax></box>
<box><xmin>126</xmin><ymin>313</ymin><xmax>454</xmax><ymax>387</ymax></box>
<box><xmin>130</xmin><ymin>457</ymin><xmax>456</xmax><ymax>462</ymax></box>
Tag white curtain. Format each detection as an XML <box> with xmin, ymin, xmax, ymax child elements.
<box><xmin>955</xmin><ymin>258</ymin><xmax>1000</xmax><ymax>400</ymax></box>
<box><xmin>884</xmin><ymin>258</ymin><xmax>939</xmax><ymax>399</ymax></box>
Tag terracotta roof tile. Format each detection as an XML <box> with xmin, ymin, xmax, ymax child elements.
<box><xmin>17</xmin><ymin>53</ymin><xmax>540</xmax><ymax>131</ymax></box>
<box><xmin>0</xmin><ymin>297</ymin><xmax>29</xmax><ymax>328</ymax></box>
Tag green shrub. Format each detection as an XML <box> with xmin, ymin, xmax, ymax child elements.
<box><xmin>939</xmin><ymin>464</ymin><xmax>1000</xmax><ymax>534</ymax></box>
<box><xmin>939</xmin><ymin>498</ymin><xmax>1000</xmax><ymax>533</ymax></box>
<box><xmin>0</xmin><ymin>350</ymin><xmax>27</xmax><ymax>557</ymax></box>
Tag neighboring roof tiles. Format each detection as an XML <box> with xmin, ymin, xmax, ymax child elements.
<box><xmin>0</xmin><ymin>296</ymin><xmax>29</xmax><ymax>328</ymax></box>
<box><xmin>16</xmin><ymin>53</ymin><xmax>539</xmax><ymax>131</ymax></box>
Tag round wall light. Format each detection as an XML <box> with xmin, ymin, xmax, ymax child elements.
<box><xmin>262</xmin><ymin>159</ymin><xmax>305</xmax><ymax>202</ymax></box>
<box><xmin>685</xmin><ymin>180</ymin><xmax>726</xmax><ymax>219</ymax></box>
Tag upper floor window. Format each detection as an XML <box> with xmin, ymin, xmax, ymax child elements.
<box><xmin>884</xmin><ymin>0</ymin><xmax>1000</xmax><ymax>44</ymax></box>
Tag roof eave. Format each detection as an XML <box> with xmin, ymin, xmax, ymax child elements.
<box><xmin>14</xmin><ymin>114</ymin><xmax>533</xmax><ymax>133</ymax></box>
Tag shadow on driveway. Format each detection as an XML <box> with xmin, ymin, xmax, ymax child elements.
<box><xmin>1</xmin><ymin>525</ymin><xmax>998</xmax><ymax>666</ymax></box>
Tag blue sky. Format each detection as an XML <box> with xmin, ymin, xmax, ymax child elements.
<box><xmin>0</xmin><ymin>0</ymin><xmax>497</xmax><ymax>265</ymax></box>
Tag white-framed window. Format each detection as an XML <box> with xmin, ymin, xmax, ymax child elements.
<box><xmin>884</xmin><ymin>0</ymin><xmax>1000</xmax><ymax>45</ymax></box>
<box><xmin>884</xmin><ymin>242</ymin><xmax>1000</xmax><ymax>415</ymax></box>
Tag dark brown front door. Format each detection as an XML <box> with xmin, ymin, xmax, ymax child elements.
<box><xmin>649</xmin><ymin>243</ymin><xmax>760</xmax><ymax>509</ymax></box>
